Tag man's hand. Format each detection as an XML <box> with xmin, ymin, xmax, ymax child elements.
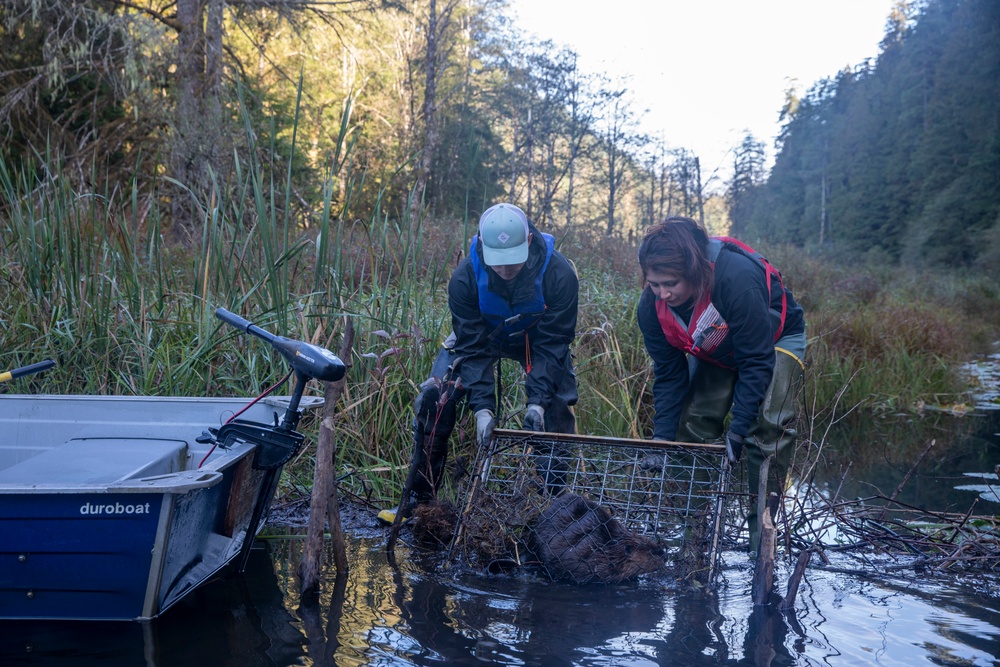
<box><xmin>725</xmin><ymin>431</ymin><xmax>744</xmax><ymax>464</ymax></box>
<box><xmin>523</xmin><ymin>404</ymin><xmax>545</xmax><ymax>432</ymax></box>
<box><xmin>475</xmin><ymin>409</ymin><xmax>495</xmax><ymax>447</ymax></box>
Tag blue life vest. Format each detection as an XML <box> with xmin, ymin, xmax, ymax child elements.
<box><xmin>469</xmin><ymin>232</ymin><xmax>555</xmax><ymax>338</ymax></box>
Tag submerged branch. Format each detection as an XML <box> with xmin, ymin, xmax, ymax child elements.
<box><xmin>781</xmin><ymin>471</ymin><xmax>1000</xmax><ymax>577</ymax></box>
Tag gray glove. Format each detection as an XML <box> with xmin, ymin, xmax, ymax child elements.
<box><xmin>475</xmin><ymin>409</ymin><xmax>495</xmax><ymax>447</ymax></box>
<box><xmin>725</xmin><ymin>431</ymin><xmax>744</xmax><ymax>464</ymax></box>
<box><xmin>523</xmin><ymin>404</ymin><xmax>545</xmax><ymax>432</ymax></box>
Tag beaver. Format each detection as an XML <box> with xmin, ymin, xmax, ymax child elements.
<box><xmin>530</xmin><ymin>493</ymin><xmax>665</xmax><ymax>584</ymax></box>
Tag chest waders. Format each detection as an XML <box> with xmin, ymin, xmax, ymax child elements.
<box><xmin>393</xmin><ymin>311</ymin><xmax>574</xmax><ymax>539</ymax></box>
<box><xmin>660</xmin><ymin>240</ymin><xmax>804</xmax><ymax>554</ymax></box>
<box><xmin>487</xmin><ymin>313</ymin><xmax>576</xmax><ymax>496</ymax></box>
<box><xmin>674</xmin><ymin>337</ymin><xmax>805</xmax><ymax>553</ymax></box>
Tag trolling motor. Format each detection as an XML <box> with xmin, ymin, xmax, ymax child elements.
<box><xmin>213</xmin><ymin>307</ymin><xmax>346</xmax><ymax>572</ymax></box>
<box><xmin>209</xmin><ymin>308</ymin><xmax>346</xmax><ymax>469</ymax></box>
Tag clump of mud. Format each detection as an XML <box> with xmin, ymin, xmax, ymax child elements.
<box><xmin>411</xmin><ymin>500</ymin><xmax>459</xmax><ymax>548</ymax></box>
<box><xmin>450</xmin><ymin>477</ymin><xmax>549</xmax><ymax>570</ymax></box>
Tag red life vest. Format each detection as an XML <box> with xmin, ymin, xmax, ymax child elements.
<box><xmin>655</xmin><ymin>237</ymin><xmax>788</xmax><ymax>368</ymax></box>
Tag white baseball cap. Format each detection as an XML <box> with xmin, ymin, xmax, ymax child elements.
<box><xmin>478</xmin><ymin>203</ymin><xmax>529</xmax><ymax>266</ymax></box>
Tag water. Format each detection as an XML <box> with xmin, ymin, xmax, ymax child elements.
<box><xmin>4</xmin><ymin>533</ymin><xmax>998</xmax><ymax>666</ymax></box>
<box><xmin>3</xmin><ymin>367</ymin><xmax>999</xmax><ymax>666</ymax></box>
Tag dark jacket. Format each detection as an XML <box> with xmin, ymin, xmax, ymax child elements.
<box><xmin>449</xmin><ymin>222</ymin><xmax>578</xmax><ymax>415</ymax></box>
<box><xmin>637</xmin><ymin>244</ymin><xmax>805</xmax><ymax>441</ymax></box>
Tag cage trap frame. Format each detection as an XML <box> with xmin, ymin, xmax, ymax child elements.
<box><xmin>447</xmin><ymin>428</ymin><xmax>737</xmax><ymax>583</ymax></box>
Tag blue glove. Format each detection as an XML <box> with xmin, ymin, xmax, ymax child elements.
<box><xmin>725</xmin><ymin>431</ymin><xmax>744</xmax><ymax>463</ymax></box>
<box><xmin>475</xmin><ymin>409</ymin><xmax>495</xmax><ymax>447</ymax></box>
<box><xmin>523</xmin><ymin>404</ymin><xmax>545</xmax><ymax>432</ymax></box>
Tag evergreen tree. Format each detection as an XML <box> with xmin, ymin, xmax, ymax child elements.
<box><xmin>750</xmin><ymin>0</ymin><xmax>1000</xmax><ymax>272</ymax></box>
<box><xmin>727</xmin><ymin>132</ymin><xmax>766</xmax><ymax>238</ymax></box>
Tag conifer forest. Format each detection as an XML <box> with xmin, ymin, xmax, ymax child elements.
<box><xmin>2</xmin><ymin>0</ymin><xmax>995</xmax><ymax>273</ymax></box>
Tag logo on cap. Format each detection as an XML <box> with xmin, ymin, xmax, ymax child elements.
<box><xmin>478</xmin><ymin>203</ymin><xmax>530</xmax><ymax>266</ymax></box>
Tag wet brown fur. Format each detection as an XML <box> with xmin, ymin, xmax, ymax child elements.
<box><xmin>530</xmin><ymin>493</ymin><xmax>665</xmax><ymax>584</ymax></box>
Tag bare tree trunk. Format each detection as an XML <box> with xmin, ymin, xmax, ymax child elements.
<box><xmin>819</xmin><ymin>169</ymin><xmax>827</xmax><ymax>245</ymax></box>
<box><xmin>659</xmin><ymin>168</ymin><xmax>666</xmax><ymax>220</ymax></box>
<box><xmin>171</xmin><ymin>0</ymin><xmax>207</xmax><ymax>241</ymax></box>
<box><xmin>205</xmin><ymin>0</ymin><xmax>226</xmax><ymax>172</ymax></box>
<box><xmin>510</xmin><ymin>121</ymin><xmax>519</xmax><ymax>198</ymax></box>
<box><xmin>206</xmin><ymin>0</ymin><xmax>224</xmax><ymax>96</ymax></box>
<box><xmin>605</xmin><ymin>134</ymin><xmax>616</xmax><ymax>237</ymax></box>
<box><xmin>525</xmin><ymin>106</ymin><xmax>533</xmax><ymax>217</ymax></box>
<box><xmin>647</xmin><ymin>162</ymin><xmax>655</xmax><ymax>227</ymax></box>
<box><xmin>566</xmin><ymin>159</ymin><xmax>575</xmax><ymax>227</ymax></box>
<box><xmin>540</xmin><ymin>127</ymin><xmax>556</xmax><ymax>225</ymax></box>
<box><xmin>409</xmin><ymin>0</ymin><xmax>440</xmax><ymax>223</ymax></box>
<box><xmin>171</xmin><ymin>0</ymin><xmax>228</xmax><ymax>244</ymax></box>
<box><xmin>660</xmin><ymin>168</ymin><xmax>669</xmax><ymax>218</ymax></box>
<box><xmin>565</xmin><ymin>73</ymin><xmax>580</xmax><ymax>227</ymax></box>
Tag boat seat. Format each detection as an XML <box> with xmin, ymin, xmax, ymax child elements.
<box><xmin>0</xmin><ymin>438</ymin><xmax>187</xmax><ymax>487</ymax></box>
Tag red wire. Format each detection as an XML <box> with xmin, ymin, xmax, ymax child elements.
<box><xmin>197</xmin><ymin>368</ymin><xmax>295</xmax><ymax>468</ymax></box>
<box><xmin>524</xmin><ymin>334</ymin><xmax>532</xmax><ymax>374</ymax></box>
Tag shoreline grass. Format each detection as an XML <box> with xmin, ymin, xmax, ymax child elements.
<box><xmin>2</xmin><ymin>148</ymin><xmax>997</xmax><ymax>507</ymax></box>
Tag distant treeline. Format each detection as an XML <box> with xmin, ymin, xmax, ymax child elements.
<box><xmin>737</xmin><ymin>0</ymin><xmax>1000</xmax><ymax>275</ymax></box>
<box><xmin>1</xmin><ymin>0</ymin><xmax>996</xmax><ymax>268</ymax></box>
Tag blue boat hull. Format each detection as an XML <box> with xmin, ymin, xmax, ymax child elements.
<box><xmin>1</xmin><ymin>493</ymin><xmax>164</xmax><ymax>620</ymax></box>
<box><xmin>0</xmin><ymin>395</ymin><xmax>294</xmax><ymax>621</ymax></box>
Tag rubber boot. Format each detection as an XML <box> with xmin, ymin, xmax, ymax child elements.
<box><xmin>745</xmin><ymin>349</ymin><xmax>805</xmax><ymax>553</ymax></box>
<box><xmin>398</xmin><ymin>347</ymin><xmax>464</xmax><ymax>511</ymax></box>
<box><xmin>675</xmin><ymin>362</ymin><xmax>737</xmax><ymax>507</ymax></box>
<box><xmin>676</xmin><ymin>362</ymin><xmax>738</xmax><ymax>446</ymax></box>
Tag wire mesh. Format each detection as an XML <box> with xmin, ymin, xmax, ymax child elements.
<box><xmin>447</xmin><ymin>429</ymin><xmax>737</xmax><ymax>584</ymax></box>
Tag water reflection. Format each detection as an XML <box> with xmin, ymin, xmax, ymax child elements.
<box><xmin>4</xmin><ymin>405</ymin><xmax>1000</xmax><ymax>666</ymax></box>
<box><xmin>329</xmin><ymin>539</ymin><xmax>998</xmax><ymax>666</ymax></box>
<box><xmin>390</xmin><ymin>564</ymin><xmax>670</xmax><ymax>665</ymax></box>
<box><xmin>3</xmin><ymin>536</ymin><xmax>999</xmax><ymax>666</ymax></box>
<box><xmin>0</xmin><ymin>544</ymin><xmax>305</xmax><ymax>666</ymax></box>
<box><xmin>816</xmin><ymin>405</ymin><xmax>1000</xmax><ymax>512</ymax></box>
<box><xmin>298</xmin><ymin>571</ymin><xmax>348</xmax><ymax>667</ymax></box>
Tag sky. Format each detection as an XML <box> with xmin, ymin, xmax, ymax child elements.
<box><xmin>506</xmin><ymin>0</ymin><xmax>897</xmax><ymax>187</ymax></box>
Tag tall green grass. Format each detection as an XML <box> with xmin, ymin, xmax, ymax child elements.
<box><xmin>2</xmin><ymin>121</ymin><xmax>997</xmax><ymax>508</ymax></box>
<box><xmin>768</xmin><ymin>247</ymin><xmax>998</xmax><ymax>414</ymax></box>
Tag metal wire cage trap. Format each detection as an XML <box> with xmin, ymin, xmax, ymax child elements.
<box><xmin>446</xmin><ymin>428</ymin><xmax>736</xmax><ymax>584</ymax></box>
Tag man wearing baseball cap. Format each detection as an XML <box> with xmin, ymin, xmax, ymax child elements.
<box><xmin>379</xmin><ymin>203</ymin><xmax>579</xmax><ymax>524</ymax></box>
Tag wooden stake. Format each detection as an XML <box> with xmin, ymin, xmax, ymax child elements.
<box><xmin>779</xmin><ymin>548</ymin><xmax>812</xmax><ymax>611</ymax></box>
<box><xmin>300</xmin><ymin>317</ymin><xmax>354</xmax><ymax>599</ymax></box>
<box><xmin>753</xmin><ymin>492</ymin><xmax>779</xmax><ymax>606</ymax></box>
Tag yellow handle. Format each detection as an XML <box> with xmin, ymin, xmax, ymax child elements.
<box><xmin>0</xmin><ymin>359</ymin><xmax>56</xmax><ymax>383</ymax></box>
